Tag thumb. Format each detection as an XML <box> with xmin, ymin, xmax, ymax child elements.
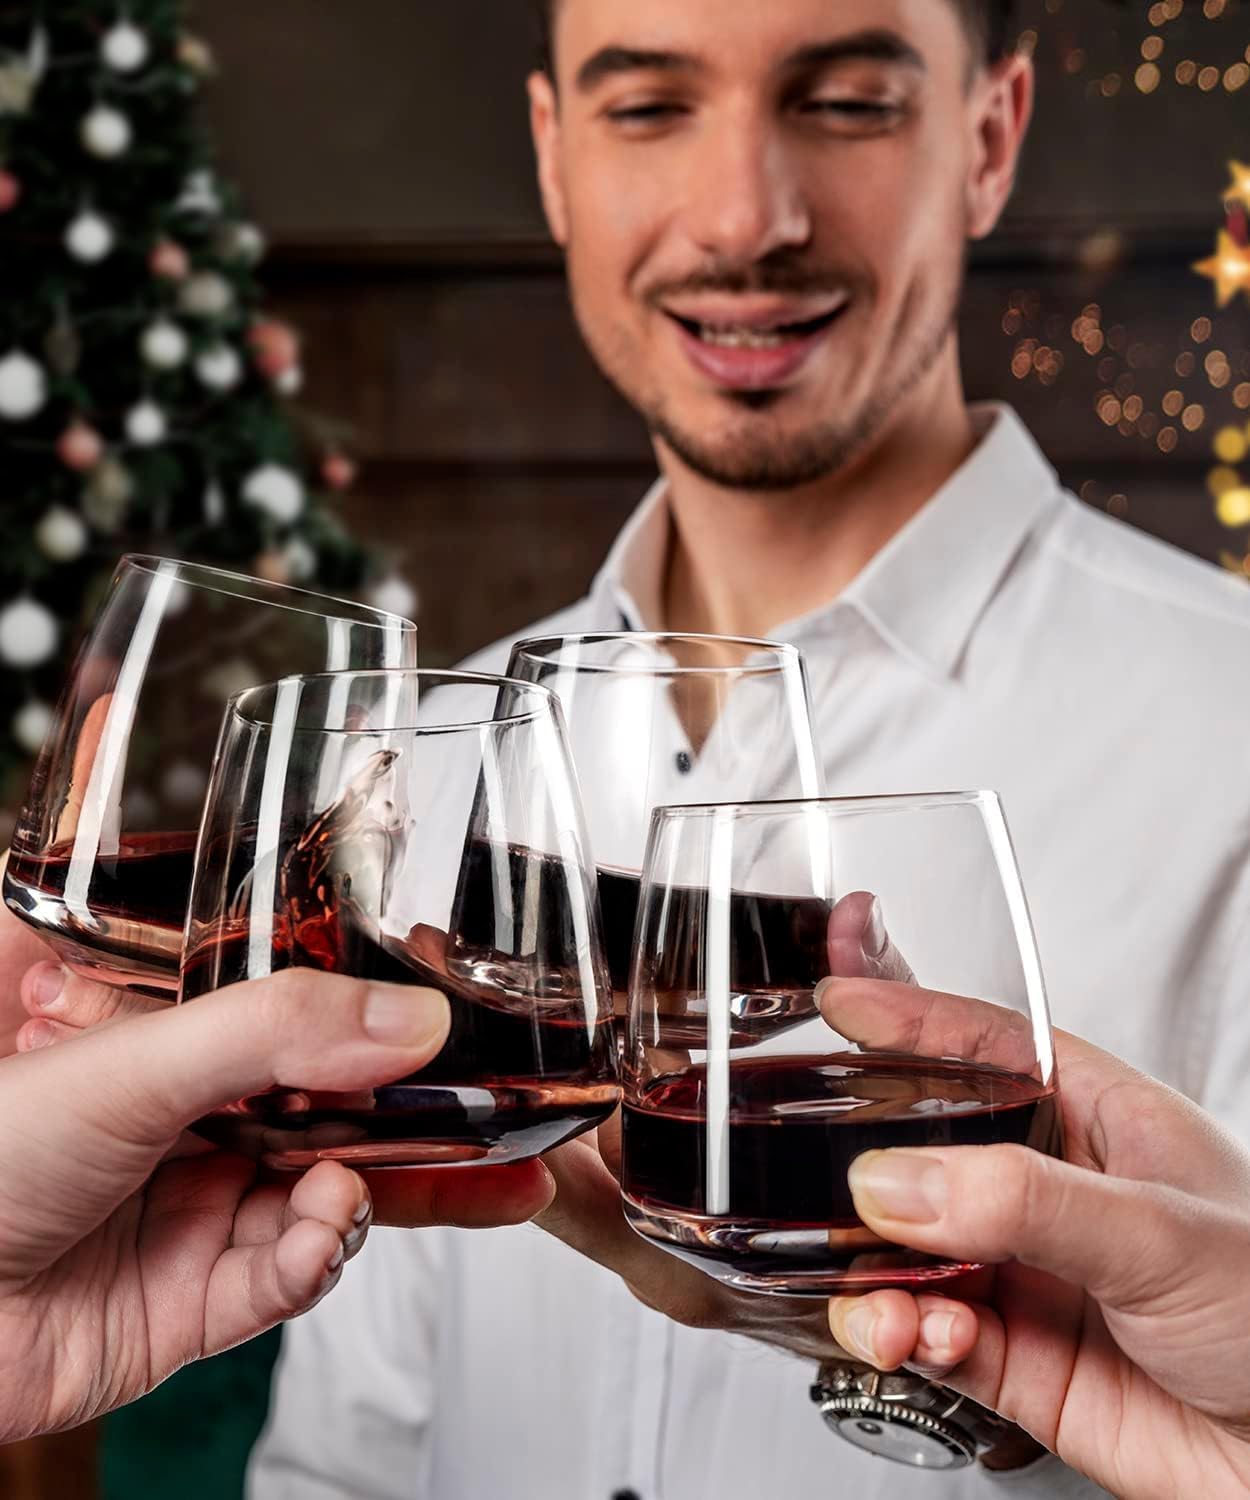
<box><xmin>848</xmin><ymin>1144</ymin><xmax>1211</xmax><ymax>1313</ymax></box>
<box><xmin>0</xmin><ymin>970</ymin><xmax>449</xmax><ymax>1253</ymax></box>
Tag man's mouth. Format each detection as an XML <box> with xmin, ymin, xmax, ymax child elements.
<box><xmin>666</xmin><ymin>308</ymin><xmax>844</xmax><ymax>350</ymax></box>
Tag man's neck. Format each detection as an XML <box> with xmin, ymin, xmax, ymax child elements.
<box><xmin>660</xmin><ymin>359</ymin><xmax>978</xmax><ymax>640</ymax></box>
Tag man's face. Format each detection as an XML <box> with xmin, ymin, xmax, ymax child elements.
<box><xmin>531</xmin><ymin>0</ymin><xmax>1023</xmax><ymax>490</ymax></box>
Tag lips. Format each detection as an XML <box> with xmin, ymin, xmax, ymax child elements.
<box><xmin>664</xmin><ymin>301</ymin><xmax>848</xmax><ymax>390</ymax></box>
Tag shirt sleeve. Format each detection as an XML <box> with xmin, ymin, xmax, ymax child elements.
<box><xmin>247</xmin><ymin>1226</ymin><xmax>446</xmax><ymax>1500</ymax></box>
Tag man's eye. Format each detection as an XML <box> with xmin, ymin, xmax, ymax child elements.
<box><xmin>803</xmin><ymin>99</ymin><xmax>899</xmax><ymax>119</ymax></box>
<box><xmin>606</xmin><ymin>103</ymin><xmax>685</xmax><ymax>124</ymax></box>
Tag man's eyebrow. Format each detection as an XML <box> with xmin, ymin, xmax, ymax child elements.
<box><xmin>783</xmin><ymin>31</ymin><xmax>927</xmax><ymax>74</ymax></box>
<box><xmin>575</xmin><ymin>46</ymin><xmax>700</xmax><ymax>93</ymax></box>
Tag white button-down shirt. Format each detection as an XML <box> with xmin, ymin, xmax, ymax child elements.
<box><xmin>250</xmin><ymin>406</ymin><xmax>1250</xmax><ymax>1500</ymax></box>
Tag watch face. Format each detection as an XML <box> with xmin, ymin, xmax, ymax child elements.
<box><xmin>820</xmin><ymin>1398</ymin><xmax>977</xmax><ymax>1470</ymax></box>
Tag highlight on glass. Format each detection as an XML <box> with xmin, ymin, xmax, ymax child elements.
<box><xmin>181</xmin><ymin>668</ymin><xmax>620</xmax><ymax>1170</ymax></box>
<box><xmin>620</xmin><ymin>792</ymin><xmax>1061</xmax><ymax>1296</ymax></box>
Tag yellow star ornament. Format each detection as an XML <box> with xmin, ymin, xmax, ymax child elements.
<box><xmin>1225</xmin><ymin>161</ymin><xmax>1250</xmax><ymax>212</ymax></box>
<box><xmin>1194</xmin><ymin>230</ymin><xmax>1250</xmax><ymax>308</ymax></box>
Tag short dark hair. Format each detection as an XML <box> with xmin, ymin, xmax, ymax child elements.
<box><xmin>531</xmin><ymin>1</ymin><xmax>1018</xmax><ymax>72</ymax></box>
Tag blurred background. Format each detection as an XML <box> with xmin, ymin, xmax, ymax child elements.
<box><xmin>1</xmin><ymin>0</ymin><xmax>1249</xmax><ymax>1493</ymax></box>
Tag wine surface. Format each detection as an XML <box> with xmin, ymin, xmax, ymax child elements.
<box><xmin>622</xmin><ymin>1053</ymin><xmax>1061</xmax><ymax>1295</ymax></box>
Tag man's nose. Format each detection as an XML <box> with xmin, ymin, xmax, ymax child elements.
<box><xmin>681</xmin><ymin>114</ymin><xmax>812</xmax><ymax>267</ymax></box>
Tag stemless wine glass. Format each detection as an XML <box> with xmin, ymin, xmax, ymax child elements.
<box><xmin>621</xmin><ymin>792</ymin><xmax>1061</xmax><ymax>1296</ymax></box>
<box><xmin>506</xmin><ymin>634</ymin><xmax>823</xmax><ymax>1002</ymax></box>
<box><xmin>4</xmin><ymin>556</ymin><xmax>416</xmax><ymax>996</ymax></box>
<box><xmin>181</xmin><ymin>668</ymin><xmax>620</xmax><ymax>1170</ymax></box>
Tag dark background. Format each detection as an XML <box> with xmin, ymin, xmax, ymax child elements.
<box><xmin>4</xmin><ymin>0</ymin><xmax>1249</xmax><ymax>1493</ymax></box>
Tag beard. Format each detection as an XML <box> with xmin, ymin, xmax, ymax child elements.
<box><xmin>570</xmin><ymin>249</ymin><xmax>965</xmax><ymax>493</ymax></box>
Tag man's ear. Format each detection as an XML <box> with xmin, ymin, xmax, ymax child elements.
<box><xmin>966</xmin><ymin>53</ymin><xmax>1034</xmax><ymax>241</ymax></box>
<box><xmin>529</xmin><ymin>70</ymin><xmax>570</xmax><ymax>247</ymax></box>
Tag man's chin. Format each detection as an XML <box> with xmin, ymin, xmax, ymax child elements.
<box><xmin>650</xmin><ymin>411</ymin><xmax>862</xmax><ymax>493</ymax></box>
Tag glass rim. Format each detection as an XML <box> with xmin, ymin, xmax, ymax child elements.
<box><xmin>226</xmin><ymin>667</ymin><xmax>561</xmax><ymax>737</ymax></box>
<box><xmin>509</xmin><ymin>631</ymin><xmax>803</xmax><ymax>677</ymax></box>
<box><xmin>649</xmin><ymin>789</ymin><xmax>1001</xmax><ymax>821</ymax></box>
<box><xmin>118</xmin><ymin>553</ymin><xmax>418</xmax><ymax>634</ymax></box>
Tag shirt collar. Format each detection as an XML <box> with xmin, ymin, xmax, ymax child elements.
<box><xmin>589</xmin><ymin>403</ymin><xmax>1061</xmax><ymax>677</ymax></box>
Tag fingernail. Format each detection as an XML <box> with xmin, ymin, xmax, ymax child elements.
<box><xmin>29</xmin><ymin>964</ymin><xmax>66</xmax><ymax>1012</ymax></box>
<box><xmin>352</xmin><ymin>1197</ymin><xmax>371</xmax><ymax>1225</ymax></box>
<box><xmin>326</xmin><ymin>1241</ymin><xmax>345</xmax><ymax>1274</ymax></box>
<box><xmin>864</xmin><ymin>898</ymin><xmax>887</xmax><ymax>959</ymax></box>
<box><xmin>22</xmin><ymin>1020</ymin><xmax>56</xmax><ymax>1051</ymax></box>
<box><xmin>814</xmin><ymin>976</ymin><xmax>834</xmax><ymax>1010</ymax></box>
<box><xmin>363</xmin><ymin>985</ymin><xmax>448</xmax><ymax>1047</ymax></box>
<box><xmin>843</xmin><ymin>1302</ymin><xmax>880</xmax><ymax>1363</ymax></box>
<box><xmin>849</xmin><ymin>1151</ymin><xmax>947</xmax><ymax>1223</ymax></box>
<box><xmin>920</xmin><ymin>1309</ymin><xmax>957</xmax><ymax>1356</ymax></box>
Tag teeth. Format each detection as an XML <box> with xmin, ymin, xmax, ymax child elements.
<box><xmin>698</xmin><ymin>325</ymin><xmax>786</xmax><ymax>349</ymax></box>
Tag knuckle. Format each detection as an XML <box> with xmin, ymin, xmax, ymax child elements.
<box><xmin>953</xmin><ymin>1143</ymin><xmax>1040</xmax><ymax>1257</ymax></box>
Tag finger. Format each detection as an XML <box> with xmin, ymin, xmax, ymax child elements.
<box><xmin>0</xmin><ymin>970</ymin><xmax>452</xmax><ymax>1250</ymax></box>
<box><xmin>362</xmin><ymin>1159</ymin><xmax>555</xmax><ymax>1228</ymax></box>
<box><xmin>847</xmin><ymin>1144</ymin><xmax>1237</xmax><ymax>1315</ymax></box>
<box><xmin>21</xmin><ymin>960</ymin><xmax>162</xmax><ymax>1030</ymax></box>
<box><xmin>15</xmin><ymin>1016</ymin><xmax>79</xmax><ymax>1051</ymax></box>
<box><xmin>828</xmin><ymin>1290</ymin><xmax>980</xmax><ymax>1374</ymax></box>
<box><xmin>230</xmin><ymin>1162</ymin><xmax>372</xmax><ymax>1259</ymax></box>
<box><xmin>818</xmin><ymin>977</ymin><xmax>1039</xmax><ymax>1076</ymax></box>
<box><xmin>203</xmin><ymin>1216</ymin><xmax>348</xmax><ymax>1356</ymax></box>
<box><xmin>826</xmin><ymin>892</ymin><xmax>917</xmax><ymax>985</ymax></box>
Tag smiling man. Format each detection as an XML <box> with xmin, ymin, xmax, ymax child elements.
<box><xmin>246</xmin><ymin>1</ymin><xmax>1250</xmax><ymax>1496</ymax></box>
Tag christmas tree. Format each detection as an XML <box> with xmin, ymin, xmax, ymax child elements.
<box><xmin>0</xmin><ymin>1</ymin><xmax>380</xmax><ymax>824</ymax></box>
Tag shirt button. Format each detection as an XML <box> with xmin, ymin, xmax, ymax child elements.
<box><xmin>611</xmin><ymin>1491</ymin><xmax>642</xmax><ymax>1500</ymax></box>
<box><xmin>675</xmin><ymin>750</ymin><xmax>692</xmax><ymax>775</ymax></box>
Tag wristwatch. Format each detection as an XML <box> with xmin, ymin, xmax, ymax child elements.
<box><xmin>810</xmin><ymin>1360</ymin><xmax>1016</xmax><ymax>1470</ymax></box>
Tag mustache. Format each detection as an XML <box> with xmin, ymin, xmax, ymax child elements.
<box><xmin>644</xmin><ymin>257</ymin><xmax>861</xmax><ymax>304</ymax></box>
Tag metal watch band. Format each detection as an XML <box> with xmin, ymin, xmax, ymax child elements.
<box><xmin>811</xmin><ymin>1360</ymin><xmax>1014</xmax><ymax>1470</ymax></box>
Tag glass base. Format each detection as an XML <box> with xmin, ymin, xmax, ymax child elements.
<box><xmin>3</xmin><ymin>876</ymin><xmax>179</xmax><ymax>999</ymax></box>
<box><xmin>622</xmin><ymin>1195</ymin><xmax>980</xmax><ymax>1297</ymax></box>
<box><xmin>193</xmin><ymin>1081</ymin><xmax>622</xmax><ymax>1171</ymax></box>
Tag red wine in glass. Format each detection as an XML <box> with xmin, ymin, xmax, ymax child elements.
<box><xmin>622</xmin><ymin>1051</ymin><xmax>1061</xmax><ymax>1295</ymax></box>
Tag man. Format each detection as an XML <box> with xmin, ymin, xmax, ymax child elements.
<box><xmin>42</xmin><ymin>0</ymin><xmax>1250</xmax><ymax>1494</ymax></box>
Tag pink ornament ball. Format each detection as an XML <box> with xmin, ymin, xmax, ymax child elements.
<box><xmin>321</xmin><ymin>453</ymin><xmax>357</xmax><ymax>490</ymax></box>
<box><xmin>57</xmin><ymin>421</ymin><xmax>105</xmax><ymax>472</ymax></box>
<box><xmin>0</xmin><ymin>172</ymin><xmax>20</xmax><ymax>214</ymax></box>
<box><xmin>248</xmin><ymin>320</ymin><xmax>301</xmax><ymax>378</ymax></box>
<box><xmin>149</xmin><ymin>238</ymin><xmax>191</xmax><ymax>281</ymax></box>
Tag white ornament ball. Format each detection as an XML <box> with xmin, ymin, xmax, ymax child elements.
<box><xmin>280</xmin><ymin>535</ymin><xmax>317</xmax><ymax>582</ymax></box>
<box><xmin>140</xmin><ymin>319</ymin><xmax>189</xmax><ymax>370</ymax></box>
<box><xmin>203</xmin><ymin>479</ymin><xmax>226</xmax><ymax>525</ymax></box>
<box><xmin>65</xmin><ymin>209</ymin><xmax>114</xmax><ymax>263</ymax></box>
<box><xmin>80</xmin><ymin>104</ymin><xmax>132</xmax><ymax>159</ymax></box>
<box><xmin>160</xmin><ymin>759</ymin><xmax>206</xmax><ymax>808</ymax></box>
<box><xmin>101</xmin><ymin>20</ymin><xmax>150</xmax><ymax>73</ymax></box>
<box><xmin>241</xmin><ymin>464</ymin><xmax>305</xmax><ymax>524</ymax></box>
<box><xmin>202</xmin><ymin>657</ymin><xmax>258</xmax><ymax>702</ymax></box>
<box><xmin>82</xmin><ymin>457</ymin><xmax>134</xmax><ymax>532</ymax></box>
<box><xmin>125</xmin><ymin>399</ymin><xmax>167</xmax><ymax>446</ymax></box>
<box><xmin>175</xmin><ymin>168</ymin><xmax>221</xmax><ymax>217</ymax></box>
<box><xmin>0</xmin><ymin>597</ymin><xmax>59</xmax><ymax>668</ymax></box>
<box><xmin>368</xmin><ymin>574</ymin><xmax>419</xmax><ymax>620</ymax></box>
<box><xmin>195</xmin><ymin>343</ymin><xmax>243</xmax><ymax>391</ymax></box>
<box><xmin>179</xmin><ymin>271</ymin><xmax>233</xmax><ymax>319</ymax></box>
<box><xmin>274</xmin><ymin>365</ymin><xmax>303</xmax><ymax>396</ymax></box>
<box><xmin>0</xmin><ymin>349</ymin><xmax>47</xmax><ymax>420</ymax></box>
<box><xmin>226</xmin><ymin>222</ymin><xmax>266</xmax><ymax>264</ymax></box>
<box><xmin>35</xmin><ymin>506</ymin><xmax>88</xmax><ymax>562</ymax></box>
<box><xmin>13</xmin><ymin>699</ymin><xmax>55</xmax><ymax>755</ymax></box>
